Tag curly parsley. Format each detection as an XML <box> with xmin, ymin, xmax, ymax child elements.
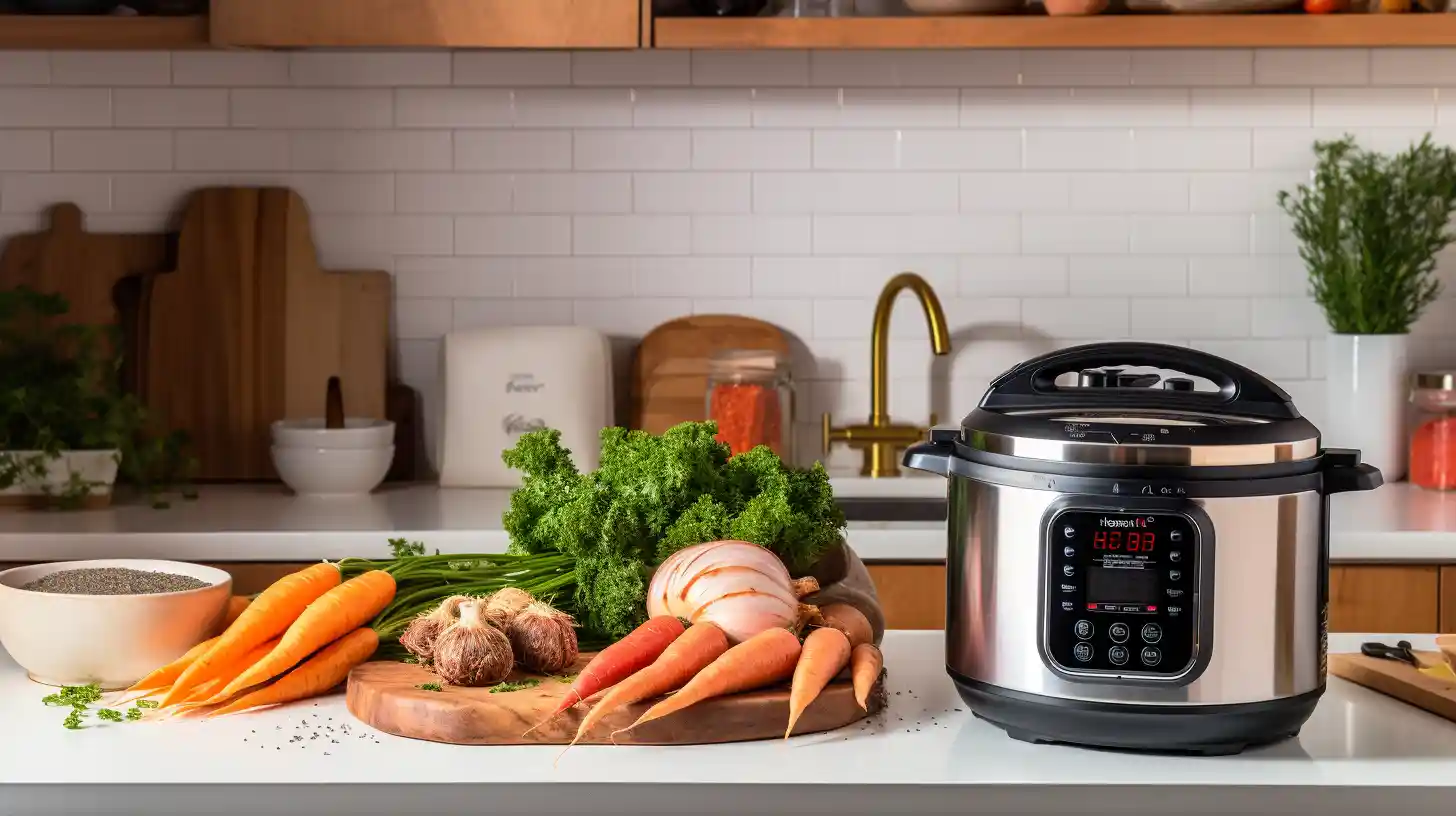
<box><xmin>489</xmin><ymin>679</ymin><xmax>541</xmax><ymax>694</ymax></box>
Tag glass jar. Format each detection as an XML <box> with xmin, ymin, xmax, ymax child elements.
<box><xmin>705</xmin><ymin>349</ymin><xmax>794</xmax><ymax>458</ymax></box>
<box><xmin>1410</xmin><ymin>372</ymin><xmax>1456</xmax><ymax>490</ymax></box>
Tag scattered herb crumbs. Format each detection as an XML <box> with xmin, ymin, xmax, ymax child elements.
<box><xmin>552</xmin><ymin>673</ymin><xmax>577</xmax><ymax>684</ymax></box>
<box><xmin>136</xmin><ymin>699</ymin><xmax>159</xmax><ymax>709</ymax></box>
<box><xmin>95</xmin><ymin>708</ymin><xmax>123</xmax><ymax>722</ymax></box>
<box><xmin>415</xmin><ymin>683</ymin><xmax>442</xmax><ymax>692</ymax></box>
<box><xmin>489</xmin><ymin>679</ymin><xmax>541</xmax><ymax>693</ymax></box>
<box><xmin>125</xmin><ymin>708</ymin><xmax>143</xmax><ymax>721</ymax></box>
<box><xmin>401</xmin><ymin>655</ymin><xmax>420</xmax><ymax>665</ymax></box>
<box><xmin>62</xmin><ymin>710</ymin><xmax>83</xmax><ymax>730</ymax></box>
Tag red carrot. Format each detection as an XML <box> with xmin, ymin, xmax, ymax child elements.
<box><xmin>527</xmin><ymin>616</ymin><xmax>685</xmax><ymax>734</ymax></box>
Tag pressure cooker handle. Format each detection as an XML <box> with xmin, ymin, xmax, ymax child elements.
<box><xmin>979</xmin><ymin>342</ymin><xmax>1301</xmax><ymax>422</ymax></box>
<box><xmin>902</xmin><ymin>428</ymin><xmax>957</xmax><ymax>477</ymax></box>
<box><xmin>1321</xmin><ymin>448</ymin><xmax>1384</xmax><ymax>494</ymax></box>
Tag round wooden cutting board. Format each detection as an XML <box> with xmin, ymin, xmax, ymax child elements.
<box><xmin>346</xmin><ymin>655</ymin><xmax>884</xmax><ymax>746</ymax></box>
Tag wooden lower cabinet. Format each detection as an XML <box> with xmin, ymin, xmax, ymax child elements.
<box><xmin>866</xmin><ymin>564</ymin><xmax>946</xmax><ymax>630</ymax></box>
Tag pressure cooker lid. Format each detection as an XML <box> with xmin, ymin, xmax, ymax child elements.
<box><xmin>958</xmin><ymin>342</ymin><xmax>1321</xmax><ymax>468</ymax></box>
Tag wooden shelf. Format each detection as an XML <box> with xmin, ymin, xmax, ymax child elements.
<box><xmin>211</xmin><ymin>0</ymin><xmax>641</xmax><ymax>48</ymax></box>
<box><xmin>653</xmin><ymin>13</ymin><xmax>1456</xmax><ymax>49</ymax></box>
<box><xmin>0</xmin><ymin>14</ymin><xmax>208</xmax><ymax>49</ymax></box>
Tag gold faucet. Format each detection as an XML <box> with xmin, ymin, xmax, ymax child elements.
<box><xmin>822</xmin><ymin>273</ymin><xmax>951</xmax><ymax>478</ymax></box>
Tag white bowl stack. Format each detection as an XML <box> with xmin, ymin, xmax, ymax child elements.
<box><xmin>270</xmin><ymin>418</ymin><xmax>395</xmax><ymax>497</ymax></box>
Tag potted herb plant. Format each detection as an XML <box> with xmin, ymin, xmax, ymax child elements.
<box><xmin>1278</xmin><ymin>135</ymin><xmax>1456</xmax><ymax>481</ymax></box>
<box><xmin>0</xmin><ymin>287</ymin><xmax>192</xmax><ymax>509</ymax></box>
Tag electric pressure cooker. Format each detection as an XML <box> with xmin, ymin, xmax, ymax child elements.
<box><xmin>904</xmin><ymin>342</ymin><xmax>1382</xmax><ymax>755</ymax></box>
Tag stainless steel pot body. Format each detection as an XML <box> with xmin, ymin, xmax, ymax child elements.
<box><xmin>945</xmin><ymin>472</ymin><xmax>1326</xmax><ymax>706</ymax></box>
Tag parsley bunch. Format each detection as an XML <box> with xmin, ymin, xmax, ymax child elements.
<box><xmin>43</xmin><ymin>684</ymin><xmax>154</xmax><ymax>729</ymax></box>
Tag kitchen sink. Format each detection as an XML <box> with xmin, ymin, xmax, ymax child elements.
<box><xmin>835</xmin><ymin>497</ymin><xmax>947</xmax><ymax>522</ymax></box>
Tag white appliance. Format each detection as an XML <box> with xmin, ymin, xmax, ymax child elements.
<box><xmin>437</xmin><ymin>326</ymin><xmax>613</xmax><ymax>488</ymax></box>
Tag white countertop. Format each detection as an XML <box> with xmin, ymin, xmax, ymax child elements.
<box><xmin>2</xmin><ymin>631</ymin><xmax>1454</xmax><ymax>815</ymax></box>
<box><xmin>0</xmin><ymin>480</ymin><xmax>1452</xmax><ymax>565</ymax></box>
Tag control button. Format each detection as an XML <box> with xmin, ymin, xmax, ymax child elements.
<box><xmin>1166</xmin><ymin>588</ymin><xmax>1184</xmax><ymax>598</ymax></box>
<box><xmin>1170</xmin><ymin>530</ymin><xmax>1183</xmax><ymax>543</ymax></box>
<box><xmin>1140</xmin><ymin>647</ymin><xmax>1162</xmax><ymax>667</ymax></box>
<box><xmin>1061</xmin><ymin>583</ymin><xmax>1077</xmax><ymax>594</ymax></box>
<box><xmin>1108</xmin><ymin>622</ymin><xmax>1130</xmax><ymax>643</ymax></box>
<box><xmin>1074</xmin><ymin>620</ymin><xmax>1094</xmax><ymax>640</ymax></box>
<box><xmin>1108</xmin><ymin>645</ymin><xmax>1130</xmax><ymax>666</ymax></box>
<box><xmin>1061</xmin><ymin>601</ymin><xmax>1075</xmax><ymax>612</ymax></box>
<box><xmin>1167</xmin><ymin>606</ymin><xmax>1182</xmax><ymax>615</ymax></box>
<box><xmin>1063</xmin><ymin>546</ymin><xmax>1076</xmax><ymax>558</ymax></box>
<box><xmin>1169</xmin><ymin>551</ymin><xmax>1183</xmax><ymax>563</ymax></box>
<box><xmin>1063</xmin><ymin>526</ymin><xmax>1076</xmax><ymax>539</ymax></box>
<box><xmin>1073</xmin><ymin>643</ymin><xmax>1094</xmax><ymax>663</ymax></box>
<box><xmin>1168</xmin><ymin>570</ymin><xmax>1182</xmax><ymax>581</ymax></box>
<box><xmin>1062</xmin><ymin>564</ymin><xmax>1075</xmax><ymax>577</ymax></box>
<box><xmin>1141</xmin><ymin>623</ymin><xmax>1163</xmax><ymax>644</ymax></box>
<box><xmin>1119</xmin><ymin>605</ymin><xmax>1144</xmax><ymax>614</ymax></box>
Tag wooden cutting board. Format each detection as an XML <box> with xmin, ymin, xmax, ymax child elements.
<box><xmin>1329</xmin><ymin>651</ymin><xmax>1456</xmax><ymax>723</ymax></box>
<box><xmin>144</xmin><ymin>188</ymin><xmax>390</xmax><ymax>480</ymax></box>
<box><xmin>0</xmin><ymin>202</ymin><xmax>171</xmax><ymax>393</ymax></box>
<box><xmin>633</xmin><ymin>315</ymin><xmax>790</xmax><ymax>435</ymax></box>
<box><xmin>347</xmin><ymin>657</ymin><xmax>883</xmax><ymax>745</ymax></box>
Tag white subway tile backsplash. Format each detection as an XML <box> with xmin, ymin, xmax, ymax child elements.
<box><xmin>635</xmin><ymin>89</ymin><xmax>752</xmax><ymax>128</ymax></box>
<box><xmin>395</xmin><ymin>257</ymin><xmax>514</xmax><ymax>298</ymax></box>
<box><xmin>1023</xmin><ymin>215</ymin><xmax>1128</xmax><ymax>255</ymax></box>
<box><xmin>694</xmin><ymin>215</ymin><xmax>812</xmax><ymax>256</ymax></box>
<box><xmin>811</xmin><ymin>50</ymin><xmax>1020</xmax><ymax>88</ymax></box>
<box><xmin>694</xmin><ymin>130</ymin><xmax>811</xmax><ymax>170</ymax></box>
<box><xmin>752</xmin><ymin>256</ymin><xmax>958</xmax><ymax>299</ymax></box>
<box><xmin>1</xmin><ymin>173</ymin><xmax>109</xmax><ymax>214</ymax></box>
<box><xmin>814</xmin><ymin>214</ymin><xmax>1019</xmax><ymax>255</ymax></box>
<box><xmin>453</xmin><ymin>53</ymin><xmax>572</xmax><ymax>86</ymax></box>
<box><xmin>512</xmin><ymin>257</ymin><xmax>634</xmax><ymax>298</ymax></box>
<box><xmin>1131</xmin><ymin>297</ymin><xmax>1249</xmax><ymax>338</ymax></box>
<box><xmin>290</xmin><ymin>52</ymin><xmax>450</xmax><ymax>87</ymax></box>
<box><xmin>295</xmin><ymin>130</ymin><xmax>449</xmax><ymax>171</ymax></box>
<box><xmin>636</xmin><ymin>258</ymin><xmax>752</xmax><ymax>298</ymax></box>
<box><xmin>55</xmin><ymin>130</ymin><xmax>171</xmax><ymax>171</ymax></box>
<box><xmin>839</xmin><ymin>88</ymin><xmax>960</xmax><ymax>128</ymax></box>
<box><xmin>574</xmin><ymin>297</ymin><xmax>693</xmax><ymax>336</ymax></box>
<box><xmin>1070</xmin><ymin>256</ymin><xmax>1186</xmax><ymax>296</ymax></box>
<box><xmin>232</xmin><ymin>89</ymin><xmax>394</xmax><ymax>130</ymax></box>
<box><xmin>455</xmin><ymin>131</ymin><xmax>570</xmax><ymax>171</ymax></box>
<box><xmin>961</xmin><ymin>171</ymin><xmax>1070</xmax><ymax>213</ymax></box>
<box><xmin>964</xmin><ymin>88</ymin><xmax>1189</xmax><ymax>128</ymax></box>
<box><xmin>960</xmin><ymin>256</ymin><xmax>1069</xmax><ymax>297</ymax></box>
<box><xmin>513</xmin><ymin>173</ymin><xmax>631</xmax><ymax>214</ymax></box>
<box><xmin>571</xmin><ymin>52</ymin><xmax>690</xmax><ymax>87</ymax></box>
<box><xmin>0</xmin><ymin>131</ymin><xmax>51</xmax><ymax>171</ymax></box>
<box><xmin>1190</xmin><ymin>339</ymin><xmax>1308</xmax><ymax>379</ymax></box>
<box><xmin>1374</xmin><ymin>50</ymin><xmax>1456</xmax><ymax>86</ymax></box>
<box><xmin>454</xmin><ymin>298</ymin><xmax>574</xmax><ymax>330</ymax></box>
<box><xmin>829</xmin><ymin>129</ymin><xmax>1021</xmax><ymax>171</ymax></box>
<box><xmin>0</xmin><ymin>88</ymin><xmax>109</xmax><ymax>127</ymax></box>
<box><xmin>635</xmin><ymin>172</ymin><xmax>750</xmax><ymax>214</ymax></box>
<box><xmin>313</xmin><ymin>215</ymin><xmax>453</xmax><ymax>259</ymax></box>
<box><xmin>113</xmin><ymin>172</ymin><xmax>277</xmax><ymax>214</ymax></box>
<box><xmin>752</xmin><ymin>88</ymin><xmax>841</xmax><ymax>128</ymax></box>
<box><xmin>1023</xmin><ymin>297</ymin><xmax>1130</xmax><ymax>339</ymax></box>
<box><xmin>114</xmin><ymin>89</ymin><xmax>228</xmax><ymax>128</ymax></box>
<box><xmin>1133</xmin><ymin>129</ymin><xmax>1251</xmax><ymax>171</ymax></box>
<box><xmin>1189</xmin><ymin>256</ymin><xmax>1305</xmax><ymax>296</ymax></box>
<box><xmin>574</xmin><ymin>215</ymin><xmax>690</xmax><ymax>256</ymax></box>
<box><xmin>1313</xmin><ymin>87</ymin><xmax>1436</xmax><ymax>127</ymax></box>
<box><xmin>574</xmin><ymin>130</ymin><xmax>691</xmax><ymax>170</ymax></box>
<box><xmin>396</xmin><ymin>298</ymin><xmax>454</xmax><ymax>340</ymax></box>
<box><xmin>1251</xmin><ymin>211</ymin><xmax>1299</xmax><ymax>255</ymax></box>
<box><xmin>516</xmin><ymin>88</ymin><xmax>632</xmax><ymax>128</ymax></box>
<box><xmin>692</xmin><ymin>51</ymin><xmax>810</xmax><ymax>87</ymax></box>
<box><xmin>1252</xmin><ymin>296</ymin><xmax>1328</xmax><ymax>337</ymax></box>
<box><xmin>696</xmin><ymin>298</ymin><xmax>815</xmax><ymax>340</ymax></box>
<box><xmin>394</xmin><ymin>89</ymin><xmax>514</xmax><ymax>128</ymax></box>
<box><xmin>754</xmin><ymin>172</ymin><xmax>959</xmax><ymax>214</ymax></box>
<box><xmin>1189</xmin><ymin>171</ymin><xmax>1304</xmax><ymax>213</ymax></box>
<box><xmin>172</xmin><ymin>52</ymin><xmax>290</xmax><ymax>87</ymax></box>
<box><xmin>1255</xmin><ymin>50</ymin><xmax>1370</xmax><ymax>86</ymax></box>
<box><xmin>288</xmin><ymin>173</ymin><xmax>396</xmax><ymax>214</ymax></box>
<box><xmin>1131</xmin><ymin>215</ymin><xmax>1250</xmax><ymax>255</ymax></box>
<box><xmin>52</xmin><ymin>52</ymin><xmax>168</xmax><ymax>86</ymax></box>
<box><xmin>1020</xmin><ymin>50</ymin><xmax>1132</xmax><ymax>87</ymax></box>
<box><xmin>1190</xmin><ymin>88</ymin><xmax>1312</xmax><ymax>127</ymax></box>
<box><xmin>1251</xmin><ymin>127</ymin><xmax>1341</xmax><ymax>170</ymax></box>
<box><xmin>396</xmin><ymin>173</ymin><xmax>512</xmax><ymax>214</ymax></box>
<box><xmin>0</xmin><ymin>53</ymin><xmax>49</xmax><ymax>85</ymax></box>
<box><xmin>1068</xmin><ymin>173</ymin><xmax>1188</xmax><ymax>213</ymax></box>
<box><xmin>815</xmin><ymin>295</ymin><xmax>1017</xmax><ymax>340</ymax></box>
<box><xmin>1131</xmin><ymin>50</ymin><xmax>1254</xmax><ymax>87</ymax></box>
<box><xmin>1024</xmin><ymin>129</ymin><xmax>1133</xmax><ymax>171</ymax></box>
<box><xmin>455</xmin><ymin>215</ymin><xmax>571</xmax><ymax>256</ymax></box>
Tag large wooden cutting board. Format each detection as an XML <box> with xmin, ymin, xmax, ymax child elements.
<box><xmin>144</xmin><ymin>188</ymin><xmax>390</xmax><ymax>480</ymax></box>
<box><xmin>0</xmin><ymin>203</ymin><xmax>170</xmax><ymax>393</ymax></box>
<box><xmin>1329</xmin><ymin>651</ymin><xmax>1456</xmax><ymax>723</ymax></box>
<box><xmin>632</xmin><ymin>315</ymin><xmax>790</xmax><ymax>435</ymax></box>
<box><xmin>347</xmin><ymin>657</ymin><xmax>883</xmax><ymax>745</ymax></box>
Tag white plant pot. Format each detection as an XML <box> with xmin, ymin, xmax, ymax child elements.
<box><xmin>0</xmin><ymin>449</ymin><xmax>120</xmax><ymax>506</ymax></box>
<box><xmin>1325</xmin><ymin>334</ymin><xmax>1408</xmax><ymax>481</ymax></box>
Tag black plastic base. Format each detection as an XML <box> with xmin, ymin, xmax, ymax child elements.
<box><xmin>951</xmin><ymin>669</ymin><xmax>1321</xmax><ymax>756</ymax></box>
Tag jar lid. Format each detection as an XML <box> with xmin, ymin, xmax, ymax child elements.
<box><xmin>1414</xmin><ymin>371</ymin><xmax>1456</xmax><ymax>391</ymax></box>
<box><xmin>708</xmin><ymin>348</ymin><xmax>787</xmax><ymax>374</ymax></box>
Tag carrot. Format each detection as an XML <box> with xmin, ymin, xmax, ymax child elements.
<box><xmin>819</xmin><ymin>603</ymin><xmax>873</xmax><ymax>648</ymax></box>
<box><xmin>161</xmin><ymin>563</ymin><xmax>341</xmax><ymax>706</ymax></box>
<box><xmin>529</xmin><ymin>615</ymin><xmax>685</xmax><ymax>732</ymax></box>
<box><xmin>568</xmin><ymin>622</ymin><xmax>729</xmax><ymax>749</ymax></box>
<box><xmin>850</xmin><ymin>643</ymin><xmax>883</xmax><ymax>711</ymax></box>
<box><xmin>617</xmin><ymin>627</ymin><xmax>801</xmax><ymax>737</ymax></box>
<box><xmin>785</xmin><ymin>627</ymin><xmax>851</xmax><ymax>738</ymax></box>
<box><xmin>221</xmin><ymin>595</ymin><xmax>252</xmax><ymax>630</ymax></box>
<box><xmin>181</xmin><ymin>638</ymin><xmax>281</xmax><ymax>704</ymax></box>
<box><xmin>208</xmin><ymin>628</ymin><xmax>379</xmax><ymax>718</ymax></box>
<box><xmin>122</xmin><ymin>635</ymin><xmax>220</xmax><ymax>696</ymax></box>
<box><xmin>198</xmin><ymin>570</ymin><xmax>395</xmax><ymax>705</ymax></box>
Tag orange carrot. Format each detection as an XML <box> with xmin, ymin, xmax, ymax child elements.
<box><xmin>199</xmin><ymin>570</ymin><xmax>395</xmax><ymax>705</ymax></box>
<box><xmin>530</xmin><ymin>616</ymin><xmax>685</xmax><ymax>732</ymax></box>
<box><xmin>785</xmin><ymin>627</ymin><xmax>851</xmax><ymax>738</ymax></box>
<box><xmin>208</xmin><ymin>628</ymin><xmax>378</xmax><ymax>717</ymax></box>
<box><xmin>819</xmin><ymin>603</ymin><xmax>873</xmax><ymax>648</ymax></box>
<box><xmin>568</xmin><ymin>622</ymin><xmax>729</xmax><ymax>749</ymax></box>
<box><xmin>850</xmin><ymin>643</ymin><xmax>883</xmax><ymax>711</ymax></box>
<box><xmin>161</xmin><ymin>563</ymin><xmax>341</xmax><ymax>706</ymax></box>
<box><xmin>221</xmin><ymin>595</ymin><xmax>252</xmax><ymax>630</ymax></box>
<box><xmin>123</xmin><ymin>635</ymin><xmax>220</xmax><ymax>696</ymax></box>
<box><xmin>618</xmin><ymin>627</ymin><xmax>801</xmax><ymax>736</ymax></box>
<box><xmin>181</xmin><ymin>638</ymin><xmax>281</xmax><ymax>704</ymax></box>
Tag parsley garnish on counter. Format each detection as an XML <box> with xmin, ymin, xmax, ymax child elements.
<box><xmin>489</xmin><ymin>679</ymin><xmax>541</xmax><ymax>693</ymax></box>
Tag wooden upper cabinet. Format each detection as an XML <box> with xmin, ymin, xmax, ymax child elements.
<box><xmin>211</xmin><ymin>0</ymin><xmax>641</xmax><ymax>49</ymax></box>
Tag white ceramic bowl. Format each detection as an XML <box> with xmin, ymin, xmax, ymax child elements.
<box><xmin>0</xmin><ymin>559</ymin><xmax>231</xmax><ymax>689</ymax></box>
<box><xmin>271</xmin><ymin>418</ymin><xmax>395</xmax><ymax>450</ymax></box>
<box><xmin>271</xmin><ymin>445</ymin><xmax>394</xmax><ymax>497</ymax></box>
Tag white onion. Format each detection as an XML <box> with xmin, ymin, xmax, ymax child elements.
<box><xmin>647</xmin><ymin>540</ymin><xmax>819</xmax><ymax>644</ymax></box>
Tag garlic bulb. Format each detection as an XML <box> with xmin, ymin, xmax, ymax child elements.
<box><xmin>646</xmin><ymin>540</ymin><xmax>820</xmax><ymax>644</ymax></box>
<box><xmin>506</xmin><ymin>602</ymin><xmax>579</xmax><ymax>674</ymax></box>
<box><xmin>399</xmin><ymin>594</ymin><xmax>471</xmax><ymax>663</ymax></box>
<box><xmin>432</xmin><ymin>601</ymin><xmax>514</xmax><ymax>686</ymax></box>
<box><xmin>483</xmin><ymin>587</ymin><xmax>535</xmax><ymax>629</ymax></box>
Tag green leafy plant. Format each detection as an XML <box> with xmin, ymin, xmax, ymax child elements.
<box><xmin>0</xmin><ymin>286</ymin><xmax>195</xmax><ymax>508</ymax></box>
<box><xmin>1278</xmin><ymin>134</ymin><xmax>1456</xmax><ymax>334</ymax></box>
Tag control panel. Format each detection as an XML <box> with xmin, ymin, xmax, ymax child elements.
<box><xmin>1044</xmin><ymin>508</ymin><xmax>1200</xmax><ymax>680</ymax></box>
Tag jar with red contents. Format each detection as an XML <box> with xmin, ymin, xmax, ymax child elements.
<box><xmin>705</xmin><ymin>349</ymin><xmax>794</xmax><ymax>459</ymax></box>
<box><xmin>1410</xmin><ymin>371</ymin><xmax>1456</xmax><ymax>490</ymax></box>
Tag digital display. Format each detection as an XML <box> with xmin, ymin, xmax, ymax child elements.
<box><xmin>1086</xmin><ymin>566</ymin><xmax>1159</xmax><ymax>605</ymax></box>
<box><xmin>1091</xmin><ymin>529</ymin><xmax>1155</xmax><ymax>553</ymax></box>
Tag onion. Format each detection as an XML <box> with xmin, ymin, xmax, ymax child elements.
<box><xmin>399</xmin><ymin>594</ymin><xmax>471</xmax><ymax>663</ymax></box>
<box><xmin>433</xmin><ymin>601</ymin><xmax>514</xmax><ymax>687</ymax></box>
<box><xmin>646</xmin><ymin>540</ymin><xmax>820</xmax><ymax>644</ymax></box>
<box><xmin>506</xmin><ymin>602</ymin><xmax>579</xmax><ymax>674</ymax></box>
